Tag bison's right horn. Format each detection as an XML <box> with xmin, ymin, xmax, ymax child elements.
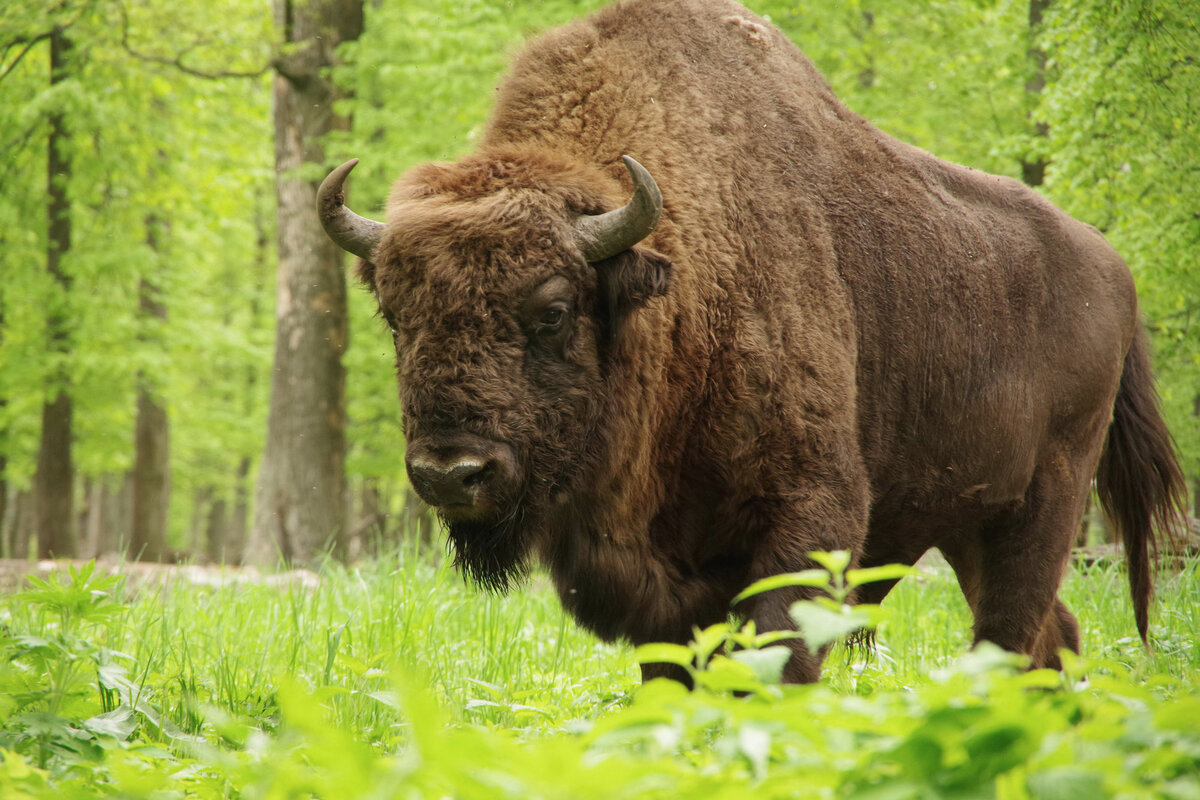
<box><xmin>317</xmin><ymin>159</ymin><xmax>385</xmax><ymax>261</ymax></box>
<box><xmin>572</xmin><ymin>155</ymin><xmax>662</xmax><ymax>262</ymax></box>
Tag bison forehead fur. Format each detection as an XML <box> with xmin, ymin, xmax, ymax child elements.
<box><xmin>341</xmin><ymin>0</ymin><xmax>1185</xmax><ymax>683</ymax></box>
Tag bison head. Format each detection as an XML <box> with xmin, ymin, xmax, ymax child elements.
<box><xmin>318</xmin><ymin>148</ymin><xmax>669</xmax><ymax>591</ymax></box>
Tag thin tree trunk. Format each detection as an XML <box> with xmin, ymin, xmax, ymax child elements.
<box><xmin>231</xmin><ymin>457</ymin><xmax>251</xmax><ymax>563</ymax></box>
<box><xmin>189</xmin><ymin>486</ymin><xmax>212</xmax><ymax>559</ymax></box>
<box><xmin>35</xmin><ymin>26</ymin><xmax>75</xmax><ymax>559</ymax></box>
<box><xmin>854</xmin><ymin>10</ymin><xmax>876</xmax><ymax>90</ymax></box>
<box><xmin>104</xmin><ymin>474</ymin><xmax>134</xmax><ymax>557</ymax></box>
<box><xmin>231</xmin><ymin>206</ymin><xmax>264</xmax><ymax>565</ymax></box>
<box><xmin>0</xmin><ymin>484</ymin><xmax>14</xmax><ymax>559</ymax></box>
<box><xmin>351</xmin><ymin>478</ymin><xmax>386</xmax><ymax>558</ymax></box>
<box><xmin>1193</xmin><ymin>393</ymin><xmax>1199</xmax><ymax>520</ymax></box>
<box><xmin>131</xmin><ymin>381</ymin><xmax>170</xmax><ymax>561</ymax></box>
<box><xmin>79</xmin><ymin>478</ymin><xmax>98</xmax><ymax>559</ymax></box>
<box><xmin>205</xmin><ymin>493</ymin><xmax>230</xmax><ymax>564</ymax></box>
<box><xmin>0</xmin><ymin>457</ymin><xmax>7</xmax><ymax>559</ymax></box>
<box><xmin>13</xmin><ymin>489</ymin><xmax>35</xmax><ymax>560</ymax></box>
<box><xmin>130</xmin><ymin>214</ymin><xmax>171</xmax><ymax>562</ymax></box>
<box><xmin>400</xmin><ymin>485</ymin><xmax>433</xmax><ymax>548</ymax></box>
<box><xmin>0</xmin><ymin>294</ymin><xmax>6</xmax><ymax>549</ymax></box>
<box><xmin>1021</xmin><ymin>0</ymin><xmax>1051</xmax><ymax>187</ymax></box>
<box><xmin>247</xmin><ymin>0</ymin><xmax>363</xmax><ymax>566</ymax></box>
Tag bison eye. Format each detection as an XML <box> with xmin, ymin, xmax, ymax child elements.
<box><xmin>520</xmin><ymin>275</ymin><xmax>573</xmax><ymax>351</ymax></box>
<box><xmin>537</xmin><ymin>305</ymin><xmax>566</xmax><ymax>332</ymax></box>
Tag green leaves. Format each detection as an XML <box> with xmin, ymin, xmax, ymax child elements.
<box><xmin>1</xmin><ymin>554</ymin><xmax>1200</xmax><ymax>797</ymax></box>
<box><xmin>732</xmin><ymin>569</ymin><xmax>829</xmax><ymax>605</ymax></box>
<box><xmin>639</xmin><ymin>552</ymin><xmax>905</xmax><ymax>690</ymax></box>
<box><xmin>634</xmin><ymin>642</ymin><xmax>694</xmax><ymax>669</ymax></box>
<box><xmin>18</xmin><ymin>562</ymin><xmax>124</xmax><ymax>630</ymax></box>
<box><xmin>789</xmin><ymin>600</ymin><xmax>883</xmax><ymax>653</ymax></box>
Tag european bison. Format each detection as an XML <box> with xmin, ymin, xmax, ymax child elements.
<box><xmin>318</xmin><ymin>0</ymin><xmax>1185</xmax><ymax>682</ymax></box>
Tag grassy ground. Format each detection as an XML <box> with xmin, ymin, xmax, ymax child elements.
<box><xmin>1</xmin><ymin>543</ymin><xmax>1197</xmax><ymax>797</ymax></box>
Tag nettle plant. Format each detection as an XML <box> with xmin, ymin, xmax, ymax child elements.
<box><xmin>0</xmin><ymin>564</ymin><xmax>191</xmax><ymax>771</ymax></box>
<box><xmin>634</xmin><ymin>551</ymin><xmax>911</xmax><ymax>693</ymax></box>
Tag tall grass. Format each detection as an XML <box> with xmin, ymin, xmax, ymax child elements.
<box><xmin>1</xmin><ymin>547</ymin><xmax>1197</xmax><ymax>797</ymax></box>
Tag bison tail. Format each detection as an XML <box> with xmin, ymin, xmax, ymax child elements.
<box><xmin>1095</xmin><ymin>328</ymin><xmax>1187</xmax><ymax>645</ymax></box>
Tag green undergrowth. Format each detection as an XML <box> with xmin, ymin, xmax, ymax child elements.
<box><xmin>1</xmin><ymin>549</ymin><xmax>1197</xmax><ymax>798</ymax></box>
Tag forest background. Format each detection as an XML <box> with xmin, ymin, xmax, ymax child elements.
<box><xmin>1</xmin><ymin>0</ymin><xmax>1197</xmax><ymax>566</ymax></box>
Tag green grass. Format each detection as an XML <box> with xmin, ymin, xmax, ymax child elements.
<box><xmin>1</xmin><ymin>547</ymin><xmax>1198</xmax><ymax>798</ymax></box>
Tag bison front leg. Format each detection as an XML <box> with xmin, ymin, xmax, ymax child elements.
<box><xmin>739</xmin><ymin>581</ymin><xmax>825</xmax><ymax>683</ymax></box>
<box><xmin>738</xmin><ymin>487</ymin><xmax>870</xmax><ymax>684</ymax></box>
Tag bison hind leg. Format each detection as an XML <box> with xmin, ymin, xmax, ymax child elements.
<box><xmin>1030</xmin><ymin>598</ymin><xmax>1081</xmax><ymax>670</ymax></box>
<box><xmin>940</xmin><ymin>460</ymin><xmax>1090</xmax><ymax>669</ymax></box>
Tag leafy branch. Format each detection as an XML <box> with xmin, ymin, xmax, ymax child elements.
<box><xmin>116</xmin><ymin>2</ymin><xmax>271</xmax><ymax>81</ymax></box>
<box><xmin>0</xmin><ymin>31</ymin><xmax>52</xmax><ymax>86</ymax></box>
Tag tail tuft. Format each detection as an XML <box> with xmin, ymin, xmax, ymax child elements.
<box><xmin>1095</xmin><ymin>329</ymin><xmax>1187</xmax><ymax>645</ymax></box>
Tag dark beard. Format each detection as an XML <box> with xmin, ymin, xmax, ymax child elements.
<box><xmin>444</xmin><ymin>510</ymin><xmax>530</xmax><ymax>594</ymax></box>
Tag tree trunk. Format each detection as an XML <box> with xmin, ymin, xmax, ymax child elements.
<box><xmin>0</xmin><ymin>454</ymin><xmax>6</xmax><ymax>559</ymax></box>
<box><xmin>35</xmin><ymin>26</ymin><xmax>76</xmax><ymax>559</ymax></box>
<box><xmin>130</xmin><ymin>212</ymin><xmax>171</xmax><ymax>562</ymax></box>
<box><xmin>0</xmin><ymin>484</ymin><xmax>15</xmax><ymax>558</ymax></box>
<box><xmin>1021</xmin><ymin>0</ymin><xmax>1051</xmax><ymax>187</ymax></box>
<box><xmin>79</xmin><ymin>478</ymin><xmax>98</xmax><ymax>559</ymax></box>
<box><xmin>13</xmin><ymin>490</ymin><xmax>35</xmax><ymax>560</ymax></box>
<box><xmin>247</xmin><ymin>0</ymin><xmax>363</xmax><ymax>567</ymax></box>
<box><xmin>189</xmin><ymin>486</ymin><xmax>212</xmax><ymax>558</ymax></box>
<box><xmin>205</xmin><ymin>493</ymin><xmax>230</xmax><ymax>564</ymax></box>
<box><xmin>131</xmin><ymin>380</ymin><xmax>170</xmax><ymax>561</ymax></box>
<box><xmin>107</xmin><ymin>474</ymin><xmax>134</xmax><ymax>557</ymax></box>
<box><xmin>1193</xmin><ymin>392</ymin><xmax>1199</xmax><ymax>520</ymax></box>
<box><xmin>349</xmin><ymin>478</ymin><xmax>386</xmax><ymax>558</ymax></box>
<box><xmin>0</xmin><ymin>293</ymin><xmax>6</xmax><ymax>549</ymax></box>
<box><xmin>400</xmin><ymin>485</ymin><xmax>434</xmax><ymax>548</ymax></box>
<box><xmin>231</xmin><ymin>457</ymin><xmax>251</xmax><ymax>563</ymax></box>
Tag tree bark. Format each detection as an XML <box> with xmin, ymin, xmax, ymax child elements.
<box><xmin>205</xmin><ymin>493</ymin><xmax>230</xmax><ymax>564</ymax></box>
<box><xmin>247</xmin><ymin>0</ymin><xmax>363</xmax><ymax>566</ymax></box>
<box><xmin>130</xmin><ymin>212</ymin><xmax>171</xmax><ymax>562</ymax></box>
<box><xmin>231</xmin><ymin>456</ymin><xmax>251</xmax><ymax>563</ymax></box>
<box><xmin>0</xmin><ymin>300</ymin><xmax>6</xmax><ymax>550</ymax></box>
<box><xmin>35</xmin><ymin>26</ymin><xmax>75</xmax><ymax>559</ymax></box>
<box><xmin>13</xmin><ymin>490</ymin><xmax>35</xmax><ymax>560</ymax></box>
<box><xmin>189</xmin><ymin>486</ymin><xmax>212</xmax><ymax>558</ymax></box>
<box><xmin>349</xmin><ymin>478</ymin><xmax>386</xmax><ymax>558</ymax></box>
<box><xmin>0</xmin><ymin>434</ymin><xmax>6</xmax><ymax>558</ymax></box>
<box><xmin>111</xmin><ymin>473</ymin><xmax>134</xmax><ymax>555</ymax></box>
<box><xmin>1193</xmin><ymin>392</ymin><xmax>1199</xmax><ymax>520</ymax></box>
<box><xmin>1021</xmin><ymin>0</ymin><xmax>1051</xmax><ymax>187</ymax></box>
<box><xmin>79</xmin><ymin>478</ymin><xmax>97</xmax><ymax>559</ymax></box>
<box><xmin>0</xmin><ymin>484</ymin><xmax>14</xmax><ymax>558</ymax></box>
<box><xmin>400</xmin><ymin>485</ymin><xmax>434</xmax><ymax>548</ymax></box>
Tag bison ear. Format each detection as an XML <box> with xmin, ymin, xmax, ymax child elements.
<box><xmin>593</xmin><ymin>247</ymin><xmax>672</xmax><ymax>333</ymax></box>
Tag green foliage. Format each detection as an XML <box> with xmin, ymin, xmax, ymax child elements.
<box><xmin>1</xmin><ymin>0</ymin><xmax>1197</xmax><ymax>553</ymax></box>
<box><xmin>1036</xmin><ymin>0</ymin><xmax>1200</xmax><ymax>480</ymax></box>
<box><xmin>0</xmin><ymin>0</ymin><xmax>273</xmax><ymax>535</ymax></box>
<box><xmin>0</xmin><ymin>554</ymin><xmax>1197</xmax><ymax>797</ymax></box>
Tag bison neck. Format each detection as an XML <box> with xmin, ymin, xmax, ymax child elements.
<box><xmin>540</xmin><ymin>474</ymin><xmax>753</xmax><ymax>646</ymax></box>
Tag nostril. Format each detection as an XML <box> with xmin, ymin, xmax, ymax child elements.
<box><xmin>404</xmin><ymin>436</ymin><xmax>518</xmax><ymax>517</ymax></box>
<box><xmin>460</xmin><ymin>462</ymin><xmax>492</xmax><ymax>488</ymax></box>
<box><xmin>447</xmin><ymin>460</ymin><xmax>487</xmax><ymax>487</ymax></box>
<box><xmin>408</xmin><ymin>457</ymin><xmax>491</xmax><ymax>508</ymax></box>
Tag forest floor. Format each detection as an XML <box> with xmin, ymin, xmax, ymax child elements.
<box><xmin>0</xmin><ymin>556</ymin><xmax>322</xmax><ymax>592</ymax></box>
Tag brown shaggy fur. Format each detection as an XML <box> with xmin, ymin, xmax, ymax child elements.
<box><xmin>355</xmin><ymin>0</ymin><xmax>1186</xmax><ymax>682</ymax></box>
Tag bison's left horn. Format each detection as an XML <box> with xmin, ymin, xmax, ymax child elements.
<box><xmin>573</xmin><ymin>155</ymin><xmax>662</xmax><ymax>262</ymax></box>
<box><xmin>317</xmin><ymin>159</ymin><xmax>385</xmax><ymax>261</ymax></box>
